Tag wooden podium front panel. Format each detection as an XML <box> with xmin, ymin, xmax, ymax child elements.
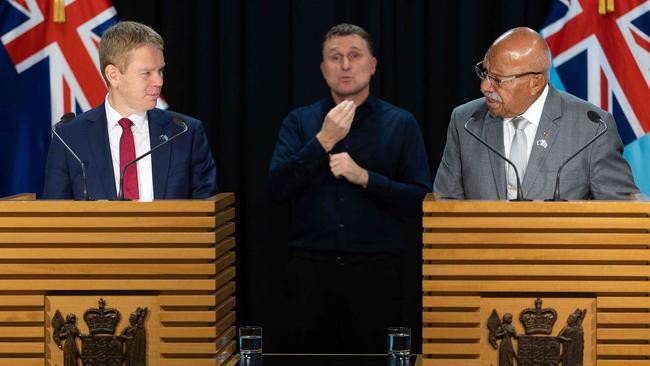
<box><xmin>422</xmin><ymin>196</ymin><xmax>650</xmax><ymax>366</ymax></box>
<box><xmin>0</xmin><ymin>193</ymin><xmax>236</xmax><ymax>366</ymax></box>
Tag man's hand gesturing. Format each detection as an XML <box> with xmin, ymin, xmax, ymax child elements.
<box><xmin>316</xmin><ymin>100</ymin><xmax>356</xmax><ymax>152</ymax></box>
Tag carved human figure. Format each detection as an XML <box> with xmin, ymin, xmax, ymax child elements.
<box><xmin>495</xmin><ymin>313</ymin><xmax>518</xmax><ymax>366</ymax></box>
<box><xmin>59</xmin><ymin>313</ymin><xmax>81</xmax><ymax>366</ymax></box>
<box><xmin>120</xmin><ymin>307</ymin><xmax>147</xmax><ymax>366</ymax></box>
<box><xmin>558</xmin><ymin>310</ymin><xmax>585</xmax><ymax>366</ymax></box>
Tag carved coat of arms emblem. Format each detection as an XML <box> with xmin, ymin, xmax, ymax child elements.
<box><xmin>51</xmin><ymin>298</ymin><xmax>148</xmax><ymax>366</ymax></box>
<box><xmin>487</xmin><ymin>298</ymin><xmax>586</xmax><ymax>366</ymax></box>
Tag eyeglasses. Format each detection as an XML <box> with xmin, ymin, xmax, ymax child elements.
<box><xmin>475</xmin><ymin>61</ymin><xmax>542</xmax><ymax>87</ymax></box>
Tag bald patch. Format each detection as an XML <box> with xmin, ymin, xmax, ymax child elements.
<box><xmin>487</xmin><ymin>27</ymin><xmax>550</xmax><ymax>78</ymax></box>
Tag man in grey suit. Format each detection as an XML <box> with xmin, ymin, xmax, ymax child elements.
<box><xmin>434</xmin><ymin>27</ymin><xmax>637</xmax><ymax>200</ymax></box>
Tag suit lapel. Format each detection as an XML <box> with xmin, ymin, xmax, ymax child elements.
<box><xmin>148</xmin><ymin>109</ymin><xmax>172</xmax><ymax>199</ymax></box>
<box><xmin>484</xmin><ymin>113</ymin><xmax>506</xmax><ymax>200</ymax></box>
<box><xmin>86</xmin><ymin>104</ymin><xmax>117</xmax><ymax>199</ymax></box>
<box><xmin>522</xmin><ymin>86</ymin><xmax>562</xmax><ymax>196</ymax></box>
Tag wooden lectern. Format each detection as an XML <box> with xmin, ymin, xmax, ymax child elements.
<box><xmin>422</xmin><ymin>194</ymin><xmax>650</xmax><ymax>366</ymax></box>
<box><xmin>0</xmin><ymin>193</ymin><xmax>236</xmax><ymax>366</ymax></box>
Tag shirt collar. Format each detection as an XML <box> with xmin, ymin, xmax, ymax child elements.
<box><xmin>324</xmin><ymin>94</ymin><xmax>377</xmax><ymax>114</ymax></box>
<box><xmin>504</xmin><ymin>84</ymin><xmax>549</xmax><ymax>128</ymax></box>
<box><xmin>105</xmin><ymin>95</ymin><xmax>148</xmax><ymax>130</ymax></box>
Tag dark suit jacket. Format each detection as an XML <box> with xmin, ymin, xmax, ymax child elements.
<box><xmin>42</xmin><ymin>104</ymin><xmax>217</xmax><ymax>200</ymax></box>
<box><xmin>433</xmin><ymin>85</ymin><xmax>638</xmax><ymax>200</ymax></box>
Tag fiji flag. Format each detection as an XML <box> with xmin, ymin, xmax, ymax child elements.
<box><xmin>0</xmin><ymin>0</ymin><xmax>117</xmax><ymax>197</ymax></box>
<box><xmin>541</xmin><ymin>0</ymin><xmax>650</xmax><ymax>195</ymax></box>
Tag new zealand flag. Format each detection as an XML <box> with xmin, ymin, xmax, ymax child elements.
<box><xmin>541</xmin><ymin>0</ymin><xmax>650</xmax><ymax>195</ymax></box>
<box><xmin>0</xmin><ymin>0</ymin><xmax>117</xmax><ymax>196</ymax></box>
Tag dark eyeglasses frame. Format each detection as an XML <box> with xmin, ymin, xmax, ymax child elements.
<box><xmin>475</xmin><ymin>61</ymin><xmax>542</xmax><ymax>87</ymax></box>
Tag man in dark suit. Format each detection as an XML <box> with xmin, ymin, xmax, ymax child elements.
<box><xmin>434</xmin><ymin>27</ymin><xmax>637</xmax><ymax>200</ymax></box>
<box><xmin>43</xmin><ymin>21</ymin><xmax>216</xmax><ymax>200</ymax></box>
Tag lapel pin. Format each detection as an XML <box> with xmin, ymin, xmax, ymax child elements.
<box><xmin>159</xmin><ymin>134</ymin><xmax>169</xmax><ymax>142</ymax></box>
<box><xmin>543</xmin><ymin>131</ymin><xmax>550</xmax><ymax>137</ymax></box>
<box><xmin>536</xmin><ymin>139</ymin><xmax>548</xmax><ymax>149</ymax></box>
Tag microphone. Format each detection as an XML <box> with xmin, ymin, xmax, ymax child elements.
<box><xmin>52</xmin><ymin>113</ymin><xmax>93</xmax><ymax>201</ymax></box>
<box><xmin>464</xmin><ymin>110</ymin><xmax>530</xmax><ymax>201</ymax></box>
<box><xmin>546</xmin><ymin>111</ymin><xmax>608</xmax><ymax>201</ymax></box>
<box><xmin>117</xmin><ymin>116</ymin><xmax>189</xmax><ymax>200</ymax></box>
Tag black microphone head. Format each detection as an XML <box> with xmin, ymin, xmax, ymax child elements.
<box><xmin>172</xmin><ymin>116</ymin><xmax>186</xmax><ymax>128</ymax></box>
<box><xmin>587</xmin><ymin>110</ymin><xmax>602</xmax><ymax>123</ymax></box>
<box><xmin>60</xmin><ymin>112</ymin><xmax>75</xmax><ymax>123</ymax></box>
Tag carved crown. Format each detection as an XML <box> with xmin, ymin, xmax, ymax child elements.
<box><xmin>83</xmin><ymin>298</ymin><xmax>121</xmax><ymax>335</ymax></box>
<box><xmin>519</xmin><ymin>298</ymin><xmax>557</xmax><ymax>335</ymax></box>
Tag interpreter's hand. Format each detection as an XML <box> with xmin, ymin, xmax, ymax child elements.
<box><xmin>316</xmin><ymin>100</ymin><xmax>356</xmax><ymax>152</ymax></box>
<box><xmin>329</xmin><ymin>152</ymin><xmax>369</xmax><ymax>188</ymax></box>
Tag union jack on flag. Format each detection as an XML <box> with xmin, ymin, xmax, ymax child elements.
<box><xmin>541</xmin><ymin>0</ymin><xmax>650</xmax><ymax>195</ymax></box>
<box><xmin>0</xmin><ymin>0</ymin><xmax>117</xmax><ymax>196</ymax></box>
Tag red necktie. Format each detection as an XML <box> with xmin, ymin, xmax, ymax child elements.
<box><xmin>118</xmin><ymin>118</ymin><xmax>139</xmax><ymax>200</ymax></box>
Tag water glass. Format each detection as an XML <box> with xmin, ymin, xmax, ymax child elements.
<box><xmin>388</xmin><ymin>326</ymin><xmax>411</xmax><ymax>358</ymax></box>
<box><xmin>239</xmin><ymin>326</ymin><xmax>262</xmax><ymax>358</ymax></box>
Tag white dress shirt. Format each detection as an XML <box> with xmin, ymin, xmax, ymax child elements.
<box><xmin>503</xmin><ymin>84</ymin><xmax>550</xmax><ymax>173</ymax></box>
<box><xmin>105</xmin><ymin>96</ymin><xmax>154</xmax><ymax>201</ymax></box>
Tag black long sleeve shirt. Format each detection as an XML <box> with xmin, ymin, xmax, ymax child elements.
<box><xmin>269</xmin><ymin>95</ymin><xmax>432</xmax><ymax>254</ymax></box>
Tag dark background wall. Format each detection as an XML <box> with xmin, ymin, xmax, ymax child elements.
<box><xmin>110</xmin><ymin>0</ymin><xmax>554</xmax><ymax>352</ymax></box>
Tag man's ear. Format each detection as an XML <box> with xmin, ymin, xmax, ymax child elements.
<box><xmin>105</xmin><ymin>64</ymin><xmax>120</xmax><ymax>88</ymax></box>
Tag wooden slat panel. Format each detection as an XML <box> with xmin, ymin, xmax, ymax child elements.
<box><xmin>215</xmin><ymin>268</ymin><xmax>236</xmax><ymax>286</ymax></box>
<box><xmin>598</xmin><ymin>361</ymin><xmax>650</xmax><ymax>366</ymax></box>
<box><xmin>421</xmin><ymin>360</ymin><xmax>480</xmax><ymax>366</ymax></box>
<box><xmin>160</xmin><ymin>360</ymin><xmax>217</xmax><ymax>366</ymax></box>
<box><xmin>424</xmin><ymin>232</ymin><xmax>650</xmax><ymax>245</ymax></box>
<box><xmin>423</xmin><ymin>217</ymin><xmax>650</xmax><ymax>229</ymax></box>
<box><xmin>216</xmin><ymin>208</ymin><xmax>235</xmax><ymax>226</ymax></box>
<box><xmin>421</xmin><ymin>343</ymin><xmax>480</xmax><ymax>355</ymax></box>
<box><xmin>160</xmin><ymin>295</ymin><xmax>216</xmax><ymax>307</ymax></box>
<box><xmin>0</xmin><ymin>217</ymin><xmax>215</xmax><ymax>229</ymax></box>
<box><xmin>215</xmin><ymin>222</ymin><xmax>235</xmax><ymax>238</ymax></box>
<box><xmin>0</xmin><ymin>200</ymin><xmax>216</xmax><ymax>213</ymax></box>
<box><xmin>159</xmin><ymin>327</ymin><xmax>217</xmax><ymax>338</ymax></box>
<box><xmin>423</xmin><ymin>280</ymin><xmax>650</xmax><ymax>293</ymax></box>
<box><xmin>599</xmin><ymin>297</ymin><xmax>650</xmax><ymax>308</ymax></box>
<box><xmin>0</xmin><ymin>359</ymin><xmax>42</xmax><ymax>366</ymax></box>
<box><xmin>0</xmin><ymin>312</ymin><xmax>42</xmax><ymax>322</ymax></box>
<box><xmin>215</xmin><ymin>193</ymin><xmax>235</xmax><ymax>211</ymax></box>
<box><xmin>424</xmin><ymin>264</ymin><xmax>650</xmax><ymax>277</ymax></box>
<box><xmin>423</xmin><ymin>296</ymin><xmax>480</xmax><ymax>308</ymax></box>
<box><xmin>0</xmin><ymin>342</ymin><xmax>42</xmax><ymax>353</ymax></box>
<box><xmin>0</xmin><ymin>327</ymin><xmax>43</xmax><ymax>338</ymax></box>
<box><xmin>598</xmin><ymin>313</ymin><xmax>650</xmax><ymax>324</ymax></box>
<box><xmin>598</xmin><ymin>344</ymin><xmax>650</xmax><ymax>356</ymax></box>
<box><xmin>0</xmin><ymin>248</ymin><xmax>215</xmax><ymax>260</ymax></box>
<box><xmin>215</xmin><ymin>312</ymin><xmax>236</xmax><ymax>336</ymax></box>
<box><xmin>0</xmin><ymin>264</ymin><xmax>215</xmax><ymax>275</ymax></box>
<box><xmin>215</xmin><ymin>341</ymin><xmax>236</xmax><ymax>364</ymax></box>
<box><xmin>0</xmin><ymin>280</ymin><xmax>216</xmax><ymax>291</ymax></box>
<box><xmin>422</xmin><ymin>327</ymin><xmax>480</xmax><ymax>339</ymax></box>
<box><xmin>159</xmin><ymin>342</ymin><xmax>217</xmax><ymax>354</ymax></box>
<box><xmin>599</xmin><ymin>328</ymin><xmax>650</xmax><ymax>340</ymax></box>
<box><xmin>160</xmin><ymin>311</ymin><xmax>216</xmax><ymax>323</ymax></box>
<box><xmin>215</xmin><ymin>238</ymin><xmax>236</xmax><ymax>258</ymax></box>
<box><xmin>422</xmin><ymin>197</ymin><xmax>650</xmax><ymax>213</ymax></box>
<box><xmin>0</xmin><ymin>296</ymin><xmax>42</xmax><ymax>306</ymax></box>
<box><xmin>0</xmin><ymin>232</ymin><xmax>215</xmax><ymax>244</ymax></box>
<box><xmin>215</xmin><ymin>282</ymin><xmax>236</xmax><ymax>305</ymax></box>
<box><xmin>422</xmin><ymin>312</ymin><xmax>480</xmax><ymax>323</ymax></box>
<box><xmin>215</xmin><ymin>298</ymin><xmax>236</xmax><ymax>319</ymax></box>
<box><xmin>423</xmin><ymin>249</ymin><xmax>650</xmax><ymax>261</ymax></box>
<box><xmin>215</xmin><ymin>252</ymin><xmax>236</xmax><ymax>273</ymax></box>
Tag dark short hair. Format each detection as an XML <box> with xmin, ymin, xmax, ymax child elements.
<box><xmin>323</xmin><ymin>23</ymin><xmax>373</xmax><ymax>55</ymax></box>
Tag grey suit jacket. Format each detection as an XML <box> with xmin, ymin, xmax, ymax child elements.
<box><xmin>433</xmin><ymin>85</ymin><xmax>638</xmax><ymax>200</ymax></box>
